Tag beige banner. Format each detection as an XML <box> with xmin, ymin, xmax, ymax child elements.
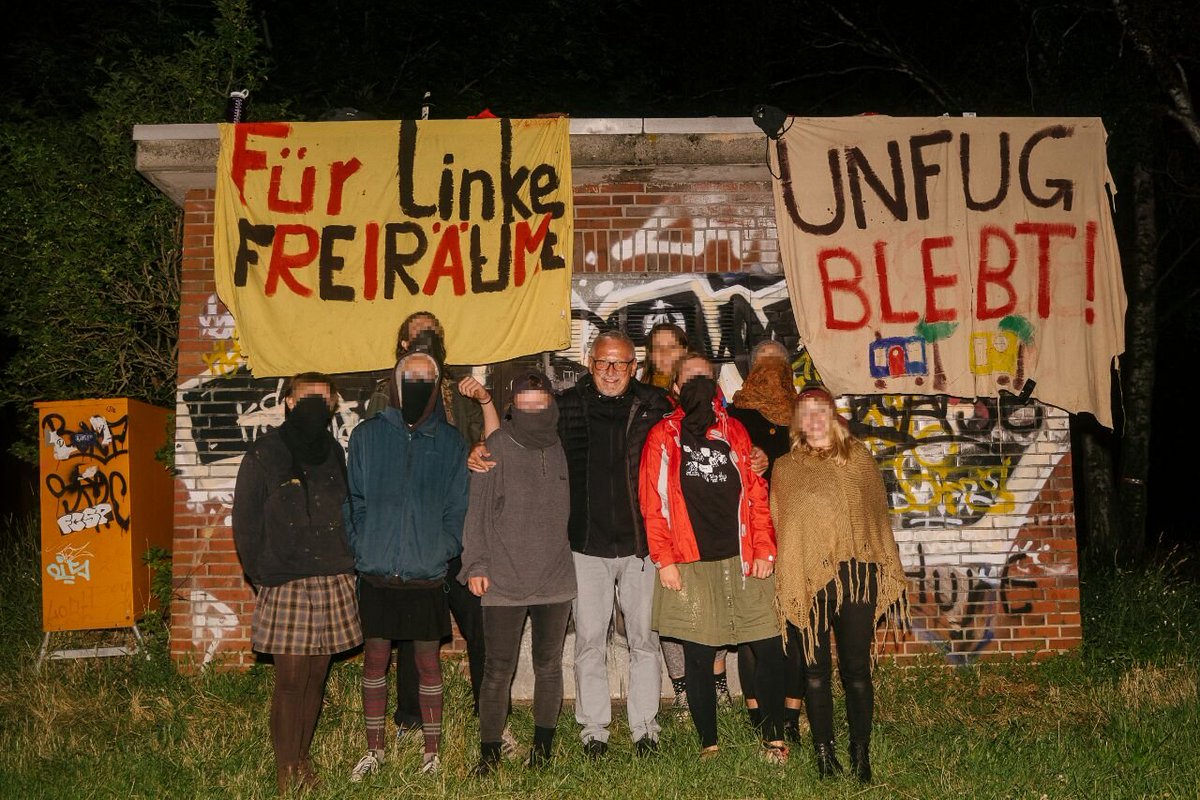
<box><xmin>769</xmin><ymin>117</ymin><xmax>1126</xmax><ymax>427</ymax></box>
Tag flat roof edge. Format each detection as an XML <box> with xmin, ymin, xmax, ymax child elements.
<box><xmin>133</xmin><ymin>118</ymin><xmax>762</xmax><ymax>140</ymax></box>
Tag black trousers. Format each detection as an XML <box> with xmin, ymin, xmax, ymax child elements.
<box><xmin>478</xmin><ymin>601</ymin><xmax>572</xmax><ymax>742</ymax></box>
<box><xmin>395</xmin><ymin>558</ymin><xmax>485</xmax><ymax>725</ymax></box>
<box><xmin>683</xmin><ymin>636</ymin><xmax>786</xmax><ymax>747</ymax></box>
<box><xmin>789</xmin><ymin>561</ymin><xmax>878</xmax><ymax>745</ymax></box>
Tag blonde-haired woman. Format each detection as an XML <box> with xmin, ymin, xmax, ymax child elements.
<box><xmin>769</xmin><ymin>386</ymin><xmax>907</xmax><ymax>783</ymax></box>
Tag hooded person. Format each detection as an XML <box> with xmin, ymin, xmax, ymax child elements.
<box><xmin>367</xmin><ymin>314</ymin><xmax>499</xmax><ymax>745</ymax></box>
<box><xmin>343</xmin><ymin>348</ymin><xmax>469</xmax><ymax>780</ymax></box>
<box><xmin>458</xmin><ymin>370</ymin><xmax>577</xmax><ymax>774</ymax></box>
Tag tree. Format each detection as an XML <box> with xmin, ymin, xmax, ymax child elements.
<box><xmin>914</xmin><ymin>318</ymin><xmax>957</xmax><ymax>393</ymax></box>
<box><xmin>0</xmin><ymin>0</ymin><xmax>279</xmax><ymax>460</ymax></box>
<box><xmin>998</xmin><ymin>314</ymin><xmax>1034</xmax><ymax>390</ymax></box>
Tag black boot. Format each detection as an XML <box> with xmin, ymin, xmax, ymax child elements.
<box><xmin>473</xmin><ymin>741</ymin><xmax>503</xmax><ymax>777</ymax></box>
<box><xmin>849</xmin><ymin>741</ymin><xmax>871</xmax><ymax>783</ymax></box>
<box><xmin>783</xmin><ymin>707</ymin><xmax>802</xmax><ymax>744</ymax></box>
<box><xmin>527</xmin><ymin>725</ymin><xmax>555</xmax><ymax>768</ymax></box>
<box><xmin>813</xmin><ymin>741</ymin><xmax>843</xmax><ymax>778</ymax></box>
<box><xmin>747</xmin><ymin>706</ymin><xmax>763</xmax><ymax>733</ymax></box>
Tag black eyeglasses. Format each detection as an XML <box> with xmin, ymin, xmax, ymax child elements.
<box><xmin>592</xmin><ymin>359</ymin><xmax>636</xmax><ymax>374</ymax></box>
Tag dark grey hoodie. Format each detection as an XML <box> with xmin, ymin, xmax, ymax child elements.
<box><xmin>458</xmin><ymin>404</ymin><xmax>576</xmax><ymax>606</ymax></box>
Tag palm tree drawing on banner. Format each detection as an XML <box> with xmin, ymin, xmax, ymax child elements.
<box><xmin>998</xmin><ymin>314</ymin><xmax>1035</xmax><ymax>390</ymax></box>
<box><xmin>914</xmin><ymin>317</ymin><xmax>958</xmax><ymax>392</ymax></box>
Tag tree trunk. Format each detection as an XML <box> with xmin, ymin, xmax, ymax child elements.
<box><xmin>1116</xmin><ymin>156</ymin><xmax>1157</xmax><ymax>564</ymax></box>
<box><xmin>1076</xmin><ymin>417</ymin><xmax>1121</xmax><ymax>568</ymax></box>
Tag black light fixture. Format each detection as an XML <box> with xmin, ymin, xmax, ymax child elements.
<box><xmin>751</xmin><ymin>105</ymin><xmax>788</xmax><ymax>139</ymax></box>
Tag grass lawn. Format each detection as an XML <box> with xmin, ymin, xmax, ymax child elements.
<box><xmin>1</xmin><ymin>515</ymin><xmax>1197</xmax><ymax>799</ymax></box>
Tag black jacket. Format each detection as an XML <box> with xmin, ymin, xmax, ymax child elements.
<box><xmin>232</xmin><ymin>430</ymin><xmax>356</xmax><ymax>587</ymax></box>
<box><xmin>556</xmin><ymin>375</ymin><xmax>672</xmax><ymax>558</ymax></box>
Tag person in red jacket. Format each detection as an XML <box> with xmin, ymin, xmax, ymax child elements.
<box><xmin>638</xmin><ymin>352</ymin><xmax>789</xmax><ymax>764</ymax></box>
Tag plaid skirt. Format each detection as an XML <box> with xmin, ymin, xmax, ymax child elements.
<box><xmin>251</xmin><ymin>573</ymin><xmax>363</xmax><ymax>655</ymax></box>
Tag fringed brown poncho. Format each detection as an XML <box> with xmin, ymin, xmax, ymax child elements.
<box><xmin>769</xmin><ymin>440</ymin><xmax>908</xmax><ymax>664</ymax></box>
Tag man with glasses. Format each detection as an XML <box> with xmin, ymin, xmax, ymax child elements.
<box><xmin>558</xmin><ymin>329</ymin><xmax>672</xmax><ymax>758</ymax></box>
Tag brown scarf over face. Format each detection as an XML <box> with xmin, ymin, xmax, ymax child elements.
<box><xmin>732</xmin><ymin>357</ymin><xmax>796</xmax><ymax>426</ymax></box>
<box><xmin>769</xmin><ymin>440</ymin><xmax>909</xmax><ymax>664</ymax></box>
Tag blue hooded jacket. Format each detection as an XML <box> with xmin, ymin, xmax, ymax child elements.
<box><xmin>344</xmin><ymin>353</ymin><xmax>469</xmax><ymax>581</ymax></box>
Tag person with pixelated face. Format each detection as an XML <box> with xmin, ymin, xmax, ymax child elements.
<box><xmin>345</xmin><ymin>348</ymin><xmax>469</xmax><ymax>780</ymax></box>
<box><xmin>233</xmin><ymin>372</ymin><xmax>362</xmax><ymax>795</ymax></box>
<box><xmin>638</xmin><ymin>353</ymin><xmax>790</xmax><ymax>764</ymax></box>
<box><xmin>640</xmin><ymin>322</ymin><xmax>689</xmax><ymax>391</ymax></box>
<box><xmin>365</xmin><ymin>311</ymin><xmax>504</xmax><ymax>752</ymax></box>
<box><xmin>458</xmin><ymin>371</ymin><xmax>577</xmax><ymax>775</ymax></box>
<box><xmin>769</xmin><ymin>387</ymin><xmax>908</xmax><ymax>783</ymax></box>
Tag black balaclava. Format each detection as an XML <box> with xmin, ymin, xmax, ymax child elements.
<box><xmin>391</xmin><ymin>351</ymin><xmax>440</xmax><ymax>428</ymax></box>
<box><xmin>279</xmin><ymin>395</ymin><xmax>335</xmax><ymax>465</ymax></box>
<box><xmin>505</xmin><ymin>371</ymin><xmax>559</xmax><ymax>449</ymax></box>
<box><xmin>278</xmin><ymin>393</ymin><xmax>336</xmax><ymax>515</ymax></box>
<box><xmin>678</xmin><ymin>375</ymin><xmax>717</xmax><ymax>437</ymax></box>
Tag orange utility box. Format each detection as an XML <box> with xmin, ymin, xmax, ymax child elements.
<box><xmin>36</xmin><ymin>398</ymin><xmax>174</xmax><ymax>634</ymax></box>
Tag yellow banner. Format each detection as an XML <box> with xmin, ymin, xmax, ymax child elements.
<box><xmin>214</xmin><ymin>119</ymin><xmax>573</xmax><ymax>375</ymax></box>
<box><xmin>769</xmin><ymin>117</ymin><xmax>1126</xmax><ymax>427</ymax></box>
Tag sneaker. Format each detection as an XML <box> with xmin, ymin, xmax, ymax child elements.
<box><xmin>349</xmin><ymin>750</ymin><xmax>381</xmax><ymax>783</ymax></box>
<box><xmin>582</xmin><ymin>739</ymin><xmax>608</xmax><ymax>760</ymax></box>
<box><xmin>500</xmin><ymin>725</ymin><xmax>520</xmax><ymax>759</ymax></box>
<box><xmin>634</xmin><ymin>737</ymin><xmax>659</xmax><ymax>757</ymax></box>
<box><xmin>419</xmin><ymin>752</ymin><xmax>440</xmax><ymax>775</ymax></box>
<box><xmin>472</xmin><ymin>757</ymin><xmax>498</xmax><ymax>777</ymax></box>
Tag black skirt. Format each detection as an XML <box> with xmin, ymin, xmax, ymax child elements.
<box><xmin>358</xmin><ymin>578</ymin><xmax>451</xmax><ymax>641</ymax></box>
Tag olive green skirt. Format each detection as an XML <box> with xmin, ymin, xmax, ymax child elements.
<box><xmin>652</xmin><ymin>556</ymin><xmax>779</xmax><ymax>647</ymax></box>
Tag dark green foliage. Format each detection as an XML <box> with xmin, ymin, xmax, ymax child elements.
<box><xmin>0</xmin><ymin>0</ymin><xmax>280</xmax><ymax>462</ymax></box>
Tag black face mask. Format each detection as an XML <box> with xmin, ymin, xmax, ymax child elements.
<box><xmin>280</xmin><ymin>395</ymin><xmax>334</xmax><ymax>464</ymax></box>
<box><xmin>401</xmin><ymin>378</ymin><xmax>436</xmax><ymax>426</ymax></box>
<box><xmin>678</xmin><ymin>376</ymin><xmax>717</xmax><ymax>436</ymax></box>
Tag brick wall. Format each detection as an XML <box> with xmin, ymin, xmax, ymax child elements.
<box><xmin>169</xmin><ymin>171</ymin><xmax>1081</xmax><ymax>669</ymax></box>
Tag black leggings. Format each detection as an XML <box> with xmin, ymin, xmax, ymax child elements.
<box><xmin>683</xmin><ymin>636</ymin><xmax>786</xmax><ymax>747</ymax></box>
<box><xmin>479</xmin><ymin>601</ymin><xmax>572</xmax><ymax>742</ymax></box>
<box><xmin>790</xmin><ymin>561</ymin><xmax>878</xmax><ymax>745</ymax></box>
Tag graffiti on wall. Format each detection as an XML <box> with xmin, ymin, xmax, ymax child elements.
<box><xmin>556</xmin><ymin>274</ymin><xmax>1072</xmax><ymax>663</ymax></box>
<box><xmin>577</xmin><ymin>193</ymin><xmax>779</xmax><ymax>274</ymax></box>
<box><xmin>42</xmin><ymin>412</ymin><xmax>130</xmax><ymax>533</ymax></box>
<box><xmin>176</xmin><ymin>274</ymin><xmax>1073</xmax><ymax>664</ymax></box>
<box><xmin>189</xmin><ymin>589</ymin><xmax>239</xmax><ymax>667</ymax></box>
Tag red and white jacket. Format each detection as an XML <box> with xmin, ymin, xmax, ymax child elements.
<box><xmin>638</xmin><ymin>396</ymin><xmax>776</xmax><ymax>576</ymax></box>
